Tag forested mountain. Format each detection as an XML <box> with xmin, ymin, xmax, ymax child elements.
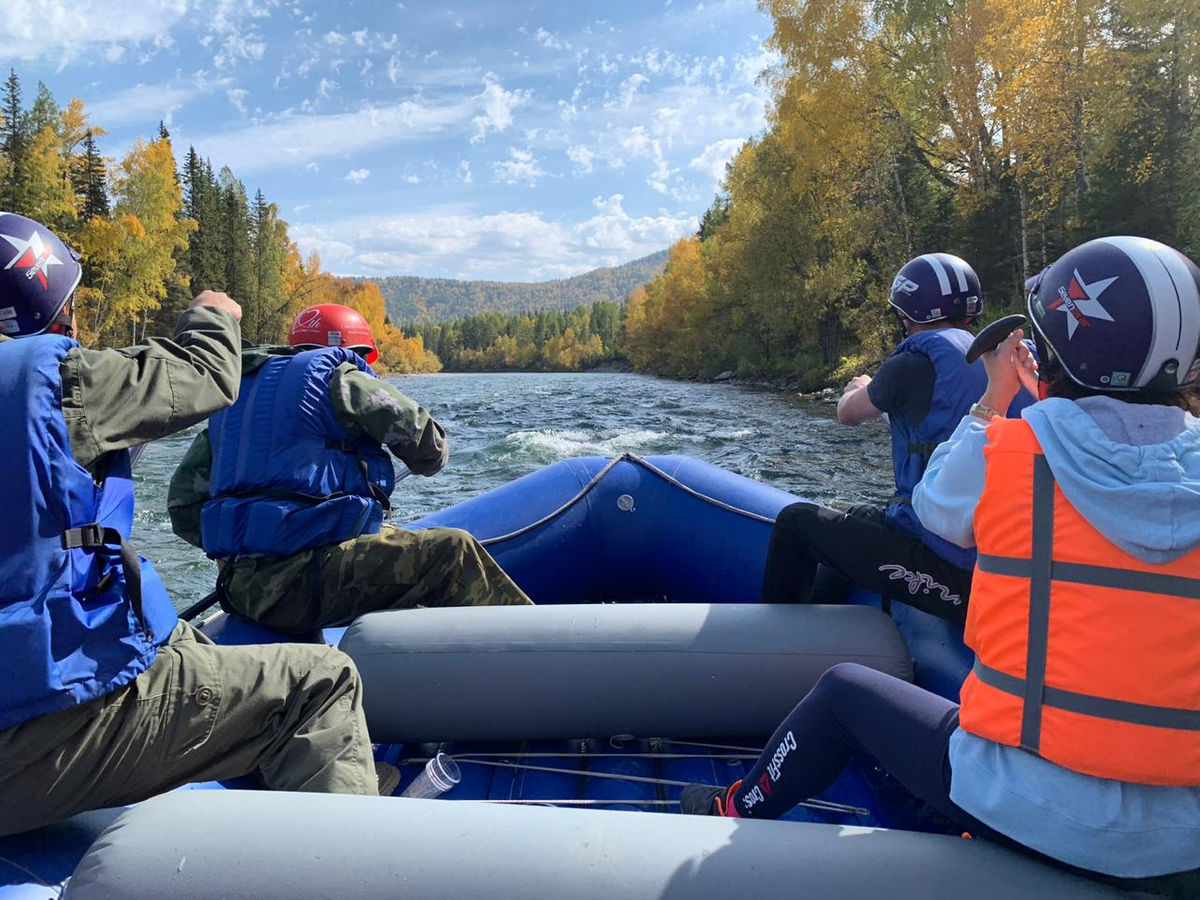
<box><xmin>373</xmin><ymin>249</ymin><xmax>668</xmax><ymax>323</ymax></box>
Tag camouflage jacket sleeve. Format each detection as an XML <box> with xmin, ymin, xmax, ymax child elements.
<box><xmin>328</xmin><ymin>364</ymin><xmax>449</xmax><ymax>476</ymax></box>
<box><xmin>167</xmin><ymin>428</ymin><xmax>212</xmax><ymax>549</ymax></box>
<box><xmin>61</xmin><ymin>306</ymin><xmax>241</xmax><ymax>472</ymax></box>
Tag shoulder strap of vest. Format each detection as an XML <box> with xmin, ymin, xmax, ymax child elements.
<box><xmin>61</xmin><ymin>523</ymin><xmax>144</xmax><ymax>630</ymax></box>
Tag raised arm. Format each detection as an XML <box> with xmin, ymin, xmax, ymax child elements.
<box><xmin>61</xmin><ymin>293</ymin><xmax>242</xmax><ymax>470</ymax></box>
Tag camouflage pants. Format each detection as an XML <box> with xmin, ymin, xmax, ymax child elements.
<box><xmin>221</xmin><ymin>524</ymin><xmax>533</xmax><ymax>635</ymax></box>
<box><xmin>0</xmin><ymin>621</ymin><xmax>376</xmax><ymax>837</ymax></box>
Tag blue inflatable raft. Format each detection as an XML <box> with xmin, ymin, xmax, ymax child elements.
<box><xmin>0</xmin><ymin>455</ymin><xmax>1126</xmax><ymax>898</ymax></box>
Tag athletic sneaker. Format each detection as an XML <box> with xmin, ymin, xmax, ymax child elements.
<box><xmin>376</xmin><ymin>761</ymin><xmax>401</xmax><ymax>797</ymax></box>
<box><xmin>679</xmin><ymin>780</ymin><xmax>742</xmax><ymax>816</ymax></box>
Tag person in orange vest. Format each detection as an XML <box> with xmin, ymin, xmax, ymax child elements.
<box><xmin>681</xmin><ymin>236</ymin><xmax>1200</xmax><ymax>895</ymax></box>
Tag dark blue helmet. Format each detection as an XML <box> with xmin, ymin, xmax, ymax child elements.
<box><xmin>888</xmin><ymin>253</ymin><xmax>982</xmax><ymax>324</ymax></box>
<box><xmin>0</xmin><ymin>212</ymin><xmax>82</xmax><ymax>338</ymax></box>
<box><xmin>1026</xmin><ymin>236</ymin><xmax>1200</xmax><ymax>392</ymax></box>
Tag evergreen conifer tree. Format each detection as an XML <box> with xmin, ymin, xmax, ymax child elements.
<box><xmin>1</xmin><ymin>70</ymin><xmax>27</xmax><ymax>212</ymax></box>
<box><xmin>73</xmin><ymin>130</ymin><xmax>109</xmax><ymax>220</ymax></box>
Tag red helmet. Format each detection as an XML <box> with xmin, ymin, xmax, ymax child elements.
<box><xmin>288</xmin><ymin>304</ymin><xmax>378</xmax><ymax>364</ymax></box>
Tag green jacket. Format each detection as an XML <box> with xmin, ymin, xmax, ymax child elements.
<box><xmin>167</xmin><ymin>346</ymin><xmax>448</xmax><ymax>549</ymax></box>
<box><xmin>0</xmin><ymin>307</ymin><xmax>241</xmax><ymax>478</ymax></box>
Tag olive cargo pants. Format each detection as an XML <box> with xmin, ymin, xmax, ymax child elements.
<box><xmin>0</xmin><ymin>621</ymin><xmax>376</xmax><ymax>837</ymax></box>
<box><xmin>221</xmin><ymin>524</ymin><xmax>533</xmax><ymax>635</ymax></box>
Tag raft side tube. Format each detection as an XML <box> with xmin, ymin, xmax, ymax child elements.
<box><xmin>341</xmin><ymin>603</ymin><xmax>913</xmax><ymax>743</ymax></box>
<box><xmin>65</xmin><ymin>791</ymin><xmax>1124</xmax><ymax>900</ymax></box>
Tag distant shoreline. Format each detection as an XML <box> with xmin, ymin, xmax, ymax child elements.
<box><xmin>390</xmin><ymin>364</ymin><xmax>839</xmax><ymax>398</ymax></box>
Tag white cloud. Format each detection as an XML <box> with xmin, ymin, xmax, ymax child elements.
<box><xmin>193</xmin><ymin>97</ymin><xmax>476</xmax><ymax>172</ymax></box>
<box><xmin>471</xmin><ymin>73</ymin><xmax>530</xmax><ymax>144</ymax></box>
<box><xmin>290</xmin><ymin>194</ymin><xmax>693</xmax><ymax>281</ymax></box>
<box><xmin>345</xmin><ymin>168</ymin><xmax>371</xmax><ymax>183</ymax></box>
<box><xmin>0</xmin><ymin>0</ymin><xmax>188</xmax><ymax>61</ymax></box>
<box><xmin>647</xmin><ymin>153</ymin><xmax>675</xmax><ymax>194</ymax></box>
<box><xmin>689</xmin><ymin>137</ymin><xmax>743</xmax><ymax>184</ymax></box>
<box><xmin>493</xmin><ymin>148</ymin><xmax>546</xmax><ymax>186</ymax></box>
<box><xmin>566</xmin><ymin>144</ymin><xmax>596</xmax><ymax>174</ymax></box>
<box><xmin>614</xmin><ymin>73</ymin><xmax>649</xmax><ymax>110</ymax></box>
<box><xmin>456</xmin><ymin>160</ymin><xmax>473</xmax><ymax>184</ymax></box>
<box><xmin>305</xmin><ymin>162</ymin><xmax>319</xmax><ymax>173</ymax></box>
<box><xmin>213</xmin><ymin>32</ymin><xmax>266</xmax><ymax>69</ymax></box>
<box><xmin>0</xmin><ymin>0</ymin><xmax>280</xmax><ymax>71</ymax></box>
<box><xmin>404</xmin><ymin>174</ymin><xmax>421</xmax><ymax>184</ymax></box>
<box><xmin>227</xmin><ymin>88</ymin><xmax>249</xmax><ymax>115</ymax></box>
<box><xmin>387</xmin><ymin>53</ymin><xmax>403</xmax><ymax>84</ymax></box>
<box><xmin>534</xmin><ymin>28</ymin><xmax>570</xmax><ymax>51</ymax></box>
<box><xmin>316</xmin><ymin>77</ymin><xmax>337</xmax><ymax>100</ymax></box>
<box><xmin>88</xmin><ymin>79</ymin><xmax>223</xmax><ymax>127</ymax></box>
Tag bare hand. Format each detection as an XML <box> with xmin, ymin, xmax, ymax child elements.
<box><xmin>190</xmin><ymin>290</ymin><xmax>242</xmax><ymax>322</ymax></box>
<box><xmin>843</xmin><ymin>374</ymin><xmax>871</xmax><ymax>394</ymax></box>
<box><xmin>981</xmin><ymin>329</ymin><xmax>1038</xmax><ymax>410</ymax></box>
<box><xmin>1014</xmin><ymin>337</ymin><xmax>1040</xmax><ymax>398</ymax></box>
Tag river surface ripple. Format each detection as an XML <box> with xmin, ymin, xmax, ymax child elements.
<box><xmin>133</xmin><ymin>372</ymin><xmax>893</xmax><ymax>610</ymax></box>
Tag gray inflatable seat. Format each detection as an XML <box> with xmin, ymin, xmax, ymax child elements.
<box><xmin>65</xmin><ymin>791</ymin><xmax>1123</xmax><ymax>899</ymax></box>
<box><xmin>340</xmin><ymin>603</ymin><xmax>913</xmax><ymax>742</ymax></box>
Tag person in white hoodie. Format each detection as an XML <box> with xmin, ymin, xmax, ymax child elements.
<box><xmin>681</xmin><ymin>236</ymin><xmax>1200</xmax><ymax>897</ymax></box>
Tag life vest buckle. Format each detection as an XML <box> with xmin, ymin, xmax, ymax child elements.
<box><xmin>62</xmin><ymin>521</ymin><xmax>107</xmax><ymax>550</ymax></box>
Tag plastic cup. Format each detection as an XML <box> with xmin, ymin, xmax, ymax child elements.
<box><xmin>400</xmin><ymin>752</ymin><xmax>461</xmax><ymax>799</ymax></box>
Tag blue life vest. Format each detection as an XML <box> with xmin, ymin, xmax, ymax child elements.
<box><xmin>885</xmin><ymin>328</ymin><xmax>987</xmax><ymax>569</ymax></box>
<box><xmin>0</xmin><ymin>336</ymin><xmax>176</xmax><ymax>732</ymax></box>
<box><xmin>201</xmin><ymin>348</ymin><xmax>396</xmax><ymax>558</ymax></box>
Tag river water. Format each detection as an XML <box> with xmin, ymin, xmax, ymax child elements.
<box><xmin>133</xmin><ymin>372</ymin><xmax>894</xmax><ymax>611</ymax></box>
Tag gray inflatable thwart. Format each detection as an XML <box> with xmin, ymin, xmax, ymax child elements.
<box><xmin>341</xmin><ymin>603</ymin><xmax>913</xmax><ymax>743</ymax></box>
<box><xmin>65</xmin><ymin>791</ymin><xmax>1122</xmax><ymax>899</ymax></box>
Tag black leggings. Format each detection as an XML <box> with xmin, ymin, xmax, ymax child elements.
<box><xmin>733</xmin><ymin>663</ymin><xmax>1200</xmax><ymax>897</ymax></box>
<box><xmin>761</xmin><ymin>502</ymin><xmax>972</xmax><ymax>625</ymax></box>
<box><xmin>731</xmin><ymin>662</ymin><xmax>969</xmax><ymax>824</ymax></box>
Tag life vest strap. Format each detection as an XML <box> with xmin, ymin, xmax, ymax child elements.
<box><xmin>62</xmin><ymin>523</ymin><xmax>146</xmax><ymax>635</ymax></box>
<box><xmin>219</xmin><ymin>486</ymin><xmax>351</xmax><ymax>505</ymax></box>
<box><xmin>972</xmin><ymin>660</ymin><xmax>1200</xmax><ymax>732</ymax></box>
<box><xmin>1021</xmin><ymin>455</ymin><xmax>1056</xmax><ymax>751</ymax></box>
<box><xmin>325</xmin><ymin>439</ymin><xmax>393</xmax><ymax>512</ymax></box>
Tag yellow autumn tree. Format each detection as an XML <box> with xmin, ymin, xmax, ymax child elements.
<box><xmin>623</xmin><ymin>237</ymin><xmax>711</xmax><ymax>376</ymax></box>
<box><xmin>74</xmin><ymin>138</ymin><xmax>192</xmax><ymax>343</ymax></box>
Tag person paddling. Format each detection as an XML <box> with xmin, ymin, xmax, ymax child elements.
<box><xmin>168</xmin><ymin>303</ymin><xmax>531</xmax><ymax>635</ymax></box>
<box><xmin>0</xmin><ymin>214</ymin><xmax>390</xmax><ymax>838</ymax></box>
<box><xmin>761</xmin><ymin>254</ymin><xmax>1031</xmax><ymax>623</ymax></box>
<box><xmin>681</xmin><ymin>236</ymin><xmax>1200</xmax><ymax>896</ymax></box>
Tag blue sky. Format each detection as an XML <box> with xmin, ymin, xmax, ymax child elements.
<box><xmin>2</xmin><ymin>0</ymin><xmax>776</xmax><ymax>281</ymax></box>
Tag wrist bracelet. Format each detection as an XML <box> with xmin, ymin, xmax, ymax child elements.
<box><xmin>969</xmin><ymin>402</ymin><xmax>1002</xmax><ymax>421</ymax></box>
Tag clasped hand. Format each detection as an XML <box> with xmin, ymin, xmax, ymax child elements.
<box><xmin>980</xmin><ymin>329</ymin><xmax>1039</xmax><ymax>411</ymax></box>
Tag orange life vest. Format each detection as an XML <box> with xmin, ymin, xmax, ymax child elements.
<box><xmin>959</xmin><ymin>416</ymin><xmax>1200</xmax><ymax>786</ymax></box>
